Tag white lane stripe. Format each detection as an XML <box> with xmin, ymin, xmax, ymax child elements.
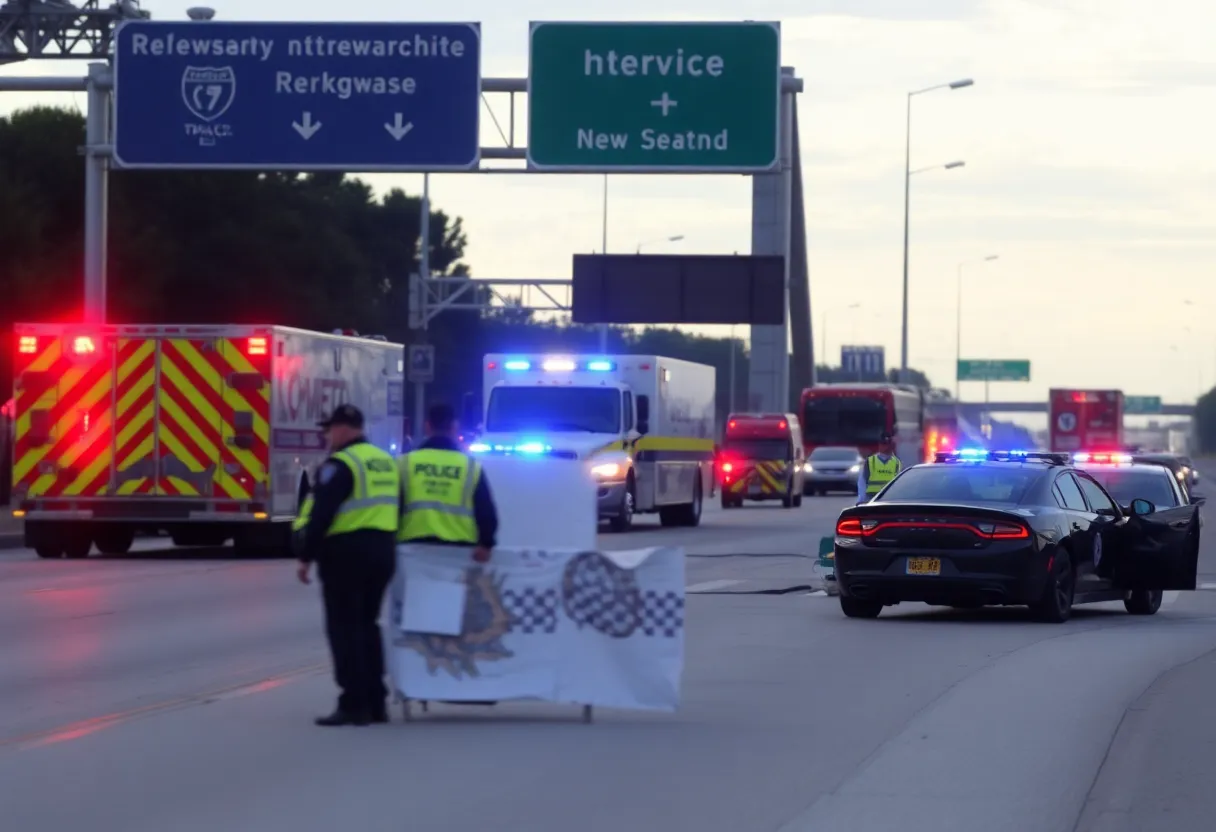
<box><xmin>685</xmin><ymin>579</ymin><xmax>742</xmax><ymax>593</ymax></box>
<box><xmin>1200</xmin><ymin>582</ymin><xmax>1216</xmax><ymax>591</ymax></box>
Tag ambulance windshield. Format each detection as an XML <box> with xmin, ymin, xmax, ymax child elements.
<box><xmin>486</xmin><ymin>386</ymin><xmax>621</xmax><ymax>434</ymax></box>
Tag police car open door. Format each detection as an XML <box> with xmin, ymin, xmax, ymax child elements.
<box><xmin>1117</xmin><ymin>502</ymin><xmax>1200</xmax><ymax>590</ymax></box>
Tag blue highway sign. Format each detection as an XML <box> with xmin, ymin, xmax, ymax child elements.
<box><xmin>113</xmin><ymin>21</ymin><xmax>481</xmax><ymax>170</ymax></box>
<box><xmin>840</xmin><ymin>345</ymin><xmax>885</xmax><ymax>378</ymax></box>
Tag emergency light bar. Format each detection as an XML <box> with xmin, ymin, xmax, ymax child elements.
<box><xmin>500</xmin><ymin>358</ymin><xmax>617</xmax><ymax>372</ymax></box>
<box><xmin>1073</xmin><ymin>452</ymin><xmax>1132</xmax><ymax>464</ymax></box>
<box><xmin>468</xmin><ymin>441</ymin><xmax>553</xmax><ymax>455</ymax></box>
<box><xmin>935</xmin><ymin>449</ymin><xmax>1071</xmax><ymax>465</ymax></box>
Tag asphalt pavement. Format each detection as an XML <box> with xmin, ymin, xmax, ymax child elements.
<box><xmin>3</xmin><ymin>488</ymin><xmax>1216</xmax><ymax>831</ymax></box>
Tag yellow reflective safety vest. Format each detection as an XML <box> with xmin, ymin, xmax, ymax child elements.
<box><xmin>292</xmin><ymin>442</ymin><xmax>401</xmax><ymax>536</ymax></box>
<box><xmin>397</xmin><ymin>448</ymin><xmax>481</xmax><ymax>544</ymax></box>
<box><xmin>865</xmin><ymin>454</ymin><xmax>902</xmax><ymax>496</ymax></box>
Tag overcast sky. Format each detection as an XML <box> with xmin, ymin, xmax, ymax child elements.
<box><xmin>2</xmin><ymin>0</ymin><xmax>1212</xmax><ymax>414</ymax></box>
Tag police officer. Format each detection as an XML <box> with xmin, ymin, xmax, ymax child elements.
<box><xmin>398</xmin><ymin>402</ymin><xmax>497</xmax><ymax>560</ymax></box>
<box><xmin>294</xmin><ymin>404</ymin><xmax>401</xmax><ymax>727</ymax></box>
<box><xmin>857</xmin><ymin>434</ymin><xmax>902</xmax><ymax>504</ymax></box>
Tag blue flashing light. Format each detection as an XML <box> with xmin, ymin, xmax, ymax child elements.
<box><xmin>468</xmin><ymin>441</ymin><xmax>552</xmax><ymax>455</ymax></box>
<box><xmin>514</xmin><ymin>441</ymin><xmax>550</xmax><ymax>454</ymax></box>
<box><xmin>504</xmin><ymin>360</ymin><xmax>531</xmax><ymax>371</ymax></box>
<box><xmin>587</xmin><ymin>360</ymin><xmax>615</xmax><ymax>371</ymax></box>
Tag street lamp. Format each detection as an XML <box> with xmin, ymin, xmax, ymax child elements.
<box><xmin>899</xmin><ymin>78</ymin><xmax>974</xmax><ymax>382</ymax></box>
<box><xmin>955</xmin><ymin>254</ymin><xmax>999</xmax><ymax>399</ymax></box>
<box><xmin>636</xmin><ymin>235</ymin><xmax>685</xmax><ymax>253</ymax></box>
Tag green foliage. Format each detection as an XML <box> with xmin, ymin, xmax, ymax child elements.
<box><xmin>0</xmin><ymin>105</ymin><xmax>935</xmax><ymax>425</ymax></box>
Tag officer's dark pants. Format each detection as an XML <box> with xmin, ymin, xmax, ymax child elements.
<box><xmin>318</xmin><ymin>549</ymin><xmax>396</xmax><ymax>715</ymax></box>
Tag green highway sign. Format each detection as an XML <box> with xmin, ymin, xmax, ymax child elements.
<box><xmin>1125</xmin><ymin>395</ymin><xmax>1163</xmax><ymax>414</ymax></box>
<box><xmin>527</xmin><ymin>21</ymin><xmax>781</xmax><ymax>171</ymax></box>
<box><xmin>957</xmin><ymin>359</ymin><xmax>1031</xmax><ymax>382</ymax></box>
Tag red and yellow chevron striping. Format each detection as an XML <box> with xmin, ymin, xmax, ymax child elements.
<box><xmin>13</xmin><ymin>336</ymin><xmax>115</xmax><ymax>498</ymax></box>
<box><xmin>154</xmin><ymin>338</ymin><xmax>270</xmax><ymax>499</ymax></box>
<box><xmin>112</xmin><ymin>338</ymin><xmax>158</xmax><ymax>496</ymax></box>
<box><xmin>728</xmin><ymin>460</ymin><xmax>788</xmax><ymax>494</ymax></box>
<box><xmin>13</xmin><ymin>330</ymin><xmax>272</xmax><ymax>505</ymax></box>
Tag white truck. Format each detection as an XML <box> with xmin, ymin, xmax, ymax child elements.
<box><xmin>10</xmin><ymin>323</ymin><xmax>405</xmax><ymax>558</ymax></box>
<box><xmin>472</xmin><ymin>353</ymin><xmax>716</xmax><ymax>531</ymax></box>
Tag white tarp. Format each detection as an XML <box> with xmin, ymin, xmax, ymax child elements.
<box><xmin>387</xmin><ymin>544</ymin><xmax>685</xmax><ymax>711</ymax></box>
<box><xmin>475</xmin><ymin>455</ymin><xmax>597</xmax><ymax>550</ymax></box>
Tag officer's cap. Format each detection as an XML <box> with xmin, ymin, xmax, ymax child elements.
<box><xmin>317</xmin><ymin>404</ymin><xmax>364</xmax><ymax>429</ymax></box>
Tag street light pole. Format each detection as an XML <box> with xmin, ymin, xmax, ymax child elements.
<box><xmin>598</xmin><ymin>174</ymin><xmax>609</xmax><ymax>353</ymax></box>
<box><xmin>899</xmin><ymin>78</ymin><xmax>974</xmax><ymax>383</ymax></box>
<box><xmin>955</xmin><ymin>254</ymin><xmax>998</xmax><ymax>400</ymax></box>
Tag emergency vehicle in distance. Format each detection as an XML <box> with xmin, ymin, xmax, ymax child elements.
<box><xmin>472</xmin><ymin>354</ymin><xmax>716</xmax><ymax>532</ymax></box>
<box><xmin>718</xmin><ymin>413</ymin><xmax>805</xmax><ymax>509</ymax></box>
<box><xmin>10</xmin><ymin>323</ymin><xmax>405</xmax><ymax>559</ymax></box>
<box><xmin>800</xmin><ymin>383</ymin><xmax>927</xmax><ymax>466</ymax></box>
<box><xmin>1049</xmin><ymin>389</ymin><xmax>1124</xmax><ymax>452</ymax></box>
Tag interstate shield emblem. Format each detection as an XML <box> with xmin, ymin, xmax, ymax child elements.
<box><xmin>180</xmin><ymin>66</ymin><xmax>237</xmax><ymax>122</ymax></box>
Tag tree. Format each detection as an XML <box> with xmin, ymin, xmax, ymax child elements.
<box><xmin>0</xmin><ymin>104</ymin><xmax>941</xmax><ymax>435</ymax></box>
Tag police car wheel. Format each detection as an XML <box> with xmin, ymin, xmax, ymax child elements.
<box><xmin>1032</xmin><ymin>550</ymin><xmax>1074</xmax><ymax>623</ymax></box>
<box><xmin>840</xmin><ymin>597</ymin><xmax>882</xmax><ymax>619</ymax></box>
<box><xmin>1124</xmin><ymin>589</ymin><xmax>1163</xmax><ymax>616</ymax></box>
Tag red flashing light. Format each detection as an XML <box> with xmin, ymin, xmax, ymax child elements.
<box><xmin>721</xmin><ymin>462</ymin><xmax>734</xmax><ymax>473</ymax></box>
<box><xmin>18</xmin><ymin>336</ymin><xmax>37</xmax><ymax>354</ymax></box>
<box><xmin>728</xmin><ymin>420</ymin><xmax>737</xmax><ymax>429</ymax></box>
<box><xmin>72</xmin><ymin>336</ymin><xmax>96</xmax><ymax>355</ymax></box>
<box><xmin>247</xmin><ymin>337</ymin><xmax>268</xmax><ymax>356</ymax></box>
<box><xmin>778</xmin><ymin>420</ymin><xmax>787</xmax><ymax>429</ymax></box>
<box><xmin>487</xmin><ymin>362</ymin><xmax>498</xmax><ymax>370</ymax></box>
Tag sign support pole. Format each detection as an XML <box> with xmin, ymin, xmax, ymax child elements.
<box><xmin>414</xmin><ymin>174</ymin><xmax>432</xmax><ymax>443</ymax></box>
<box><xmin>84</xmin><ymin>62</ymin><xmax>112</xmax><ymax>323</ymax></box>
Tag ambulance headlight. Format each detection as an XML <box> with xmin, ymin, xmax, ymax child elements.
<box><xmin>591</xmin><ymin>462</ymin><xmax>623</xmax><ymax>478</ymax></box>
<box><xmin>848</xmin><ymin>464</ymin><xmax>861</xmax><ymax>473</ymax></box>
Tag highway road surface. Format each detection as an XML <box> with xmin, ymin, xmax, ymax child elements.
<box><xmin>3</xmin><ymin>489</ymin><xmax>1216</xmax><ymax>832</ymax></box>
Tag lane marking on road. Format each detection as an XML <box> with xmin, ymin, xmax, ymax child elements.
<box><xmin>1200</xmin><ymin>582</ymin><xmax>1216</xmax><ymax>591</ymax></box>
<box><xmin>685</xmin><ymin>579</ymin><xmax>743</xmax><ymax>593</ymax></box>
<box><xmin>0</xmin><ymin>662</ymin><xmax>327</xmax><ymax>752</ymax></box>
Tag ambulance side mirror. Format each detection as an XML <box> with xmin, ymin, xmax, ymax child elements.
<box><xmin>636</xmin><ymin>395</ymin><xmax>650</xmax><ymax>435</ymax></box>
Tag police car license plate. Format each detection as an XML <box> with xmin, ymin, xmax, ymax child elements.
<box><xmin>906</xmin><ymin>557</ymin><xmax>941</xmax><ymax>576</ymax></box>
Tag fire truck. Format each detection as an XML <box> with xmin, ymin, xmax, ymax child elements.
<box><xmin>10</xmin><ymin>324</ymin><xmax>405</xmax><ymax>558</ymax></box>
<box><xmin>1048</xmin><ymin>389</ymin><xmax>1125</xmax><ymax>452</ymax></box>
<box><xmin>717</xmin><ymin>412</ymin><xmax>805</xmax><ymax>508</ymax></box>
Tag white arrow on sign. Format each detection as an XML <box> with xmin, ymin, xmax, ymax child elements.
<box><xmin>292</xmin><ymin>112</ymin><xmax>321</xmax><ymax>140</ymax></box>
<box><xmin>385</xmin><ymin>113</ymin><xmax>414</xmax><ymax>140</ymax></box>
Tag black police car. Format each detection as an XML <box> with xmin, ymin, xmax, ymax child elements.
<box><xmin>834</xmin><ymin>449</ymin><xmax>1201</xmax><ymax>623</ymax></box>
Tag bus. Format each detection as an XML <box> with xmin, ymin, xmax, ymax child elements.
<box><xmin>1049</xmin><ymin>389</ymin><xmax>1124</xmax><ymax>452</ymax></box>
<box><xmin>800</xmin><ymin>383</ymin><xmax>927</xmax><ymax>466</ymax></box>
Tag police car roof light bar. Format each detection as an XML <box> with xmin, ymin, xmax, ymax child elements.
<box><xmin>935</xmin><ymin>449</ymin><xmax>1071</xmax><ymax>465</ymax></box>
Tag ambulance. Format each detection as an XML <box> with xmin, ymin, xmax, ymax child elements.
<box><xmin>472</xmin><ymin>354</ymin><xmax>716</xmax><ymax>531</ymax></box>
<box><xmin>10</xmin><ymin>323</ymin><xmax>405</xmax><ymax>558</ymax></box>
<box><xmin>718</xmin><ymin>413</ymin><xmax>805</xmax><ymax>508</ymax></box>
